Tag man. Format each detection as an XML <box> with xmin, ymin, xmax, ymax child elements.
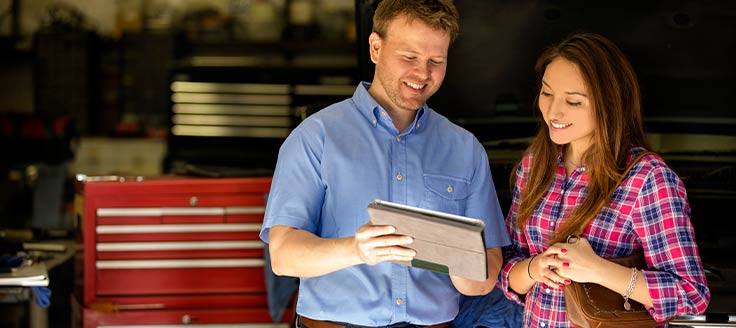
<box><xmin>260</xmin><ymin>0</ymin><xmax>509</xmax><ymax>326</ymax></box>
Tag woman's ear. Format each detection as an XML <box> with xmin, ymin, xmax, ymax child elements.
<box><xmin>368</xmin><ymin>32</ymin><xmax>382</xmax><ymax>64</ymax></box>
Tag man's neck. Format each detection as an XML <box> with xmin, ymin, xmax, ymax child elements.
<box><xmin>366</xmin><ymin>84</ymin><xmax>419</xmax><ymax>133</ymax></box>
<box><xmin>389</xmin><ymin>109</ymin><xmax>417</xmax><ymax>133</ymax></box>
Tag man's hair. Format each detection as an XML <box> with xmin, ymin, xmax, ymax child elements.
<box><xmin>372</xmin><ymin>0</ymin><xmax>460</xmax><ymax>42</ymax></box>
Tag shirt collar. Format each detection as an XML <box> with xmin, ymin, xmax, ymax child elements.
<box><xmin>352</xmin><ymin>81</ymin><xmax>429</xmax><ymax>133</ymax></box>
<box><xmin>557</xmin><ymin>145</ymin><xmax>565</xmax><ymax>165</ymax></box>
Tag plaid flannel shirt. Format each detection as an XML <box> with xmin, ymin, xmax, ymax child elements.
<box><xmin>499</xmin><ymin>147</ymin><xmax>710</xmax><ymax>328</ymax></box>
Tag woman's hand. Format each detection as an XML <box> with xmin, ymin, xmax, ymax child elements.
<box><xmin>528</xmin><ymin>250</ymin><xmax>569</xmax><ymax>289</ymax></box>
<box><xmin>546</xmin><ymin>236</ymin><xmax>606</xmax><ymax>284</ymax></box>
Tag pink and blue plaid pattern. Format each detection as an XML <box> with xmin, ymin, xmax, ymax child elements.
<box><xmin>499</xmin><ymin>147</ymin><xmax>710</xmax><ymax>327</ymax></box>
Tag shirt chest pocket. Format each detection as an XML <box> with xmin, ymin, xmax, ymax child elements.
<box><xmin>419</xmin><ymin>174</ymin><xmax>470</xmax><ymax>216</ymax></box>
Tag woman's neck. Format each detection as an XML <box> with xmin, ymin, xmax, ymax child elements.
<box><xmin>564</xmin><ymin>145</ymin><xmax>587</xmax><ymax>177</ymax></box>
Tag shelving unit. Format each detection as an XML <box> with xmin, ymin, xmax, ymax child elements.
<box><xmin>165</xmin><ymin>39</ymin><xmax>359</xmax><ymax>172</ymax></box>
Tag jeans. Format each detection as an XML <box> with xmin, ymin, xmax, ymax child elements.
<box><xmin>453</xmin><ymin>287</ymin><xmax>523</xmax><ymax>328</ymax></box>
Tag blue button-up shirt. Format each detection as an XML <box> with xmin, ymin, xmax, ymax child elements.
<box><xmin>260</xmin><ymin>82</ymin><xmax>509</xmax><ymax>326</ymax></box>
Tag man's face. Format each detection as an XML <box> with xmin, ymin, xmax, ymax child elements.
<box><xmin>369</xmin><ymin>15</ymin><xmax>451</xmax><ymax>114</ymax></box>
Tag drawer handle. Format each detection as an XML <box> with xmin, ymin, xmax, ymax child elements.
<box><xmin>96</xmin><ymin>223</ymin><xmax>262</xmax><ymax>234</ymax></box>
<box><xmin>226</xmin><ymin>206</ymin><xmax>266</xmax><ymax>215</ymax></box>
<box><xmin>98</xmin><ymin>207</ymin><xmax>223</xmax><ymax>216</ymax></box>
<box><xmin>96</xmin><ymin>206</ymin><xmax>265</xmax><ymax>217</ymax></box>
<box><xmin>96</xmin><ymin>258</ymin><xmax>265</xmax><ymax>269</ymax></box>
<box><xmin>97</xmin><ymin>241</ymin><xmax>265</xmax><ymax>251</ymax></box>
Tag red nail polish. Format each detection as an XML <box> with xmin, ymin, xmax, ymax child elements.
<box><xmin>565</xmin><ymin>279</ymin><xmax>571</xmax><ymax>284</ymax></box>
<box><xmin>561</xmin><ymin>248</ymin><xmax>567</xmax><ymax>253</ymax></box>
<box><xmin>563</xmin><ymin>262</ymin><xmax>570</xmax><ymax>268</ymax></box>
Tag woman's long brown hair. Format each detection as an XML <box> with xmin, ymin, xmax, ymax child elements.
<box><xmin>513</xmin><ymin>33</ymin><xmax>650</xmax><ymax>244</ymax></box>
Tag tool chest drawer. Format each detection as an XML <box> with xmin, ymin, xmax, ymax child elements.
<box><xmin>96</xmin><ymin>264</ymin><xmax>266</xmax><ymax>296</ymax></box>
<box><xmin>75</xmin><ymin>176</ymin><xmax>272</xmax><ymax>306</ymax></box>
<box><xmin>81</xmin><ymin>309</ymin><xmax>289</xmax><ymax>328</ymax></box>
<box><xmin>75</xmin><ymin>295</ymin><xmax>291</xmax><ymax>328</ymax></box>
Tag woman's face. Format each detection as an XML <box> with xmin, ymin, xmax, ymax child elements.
<box><xmin>538</xmin><ymin>57</ymin><xmax>596</xmax><ymax>154</ymax></box>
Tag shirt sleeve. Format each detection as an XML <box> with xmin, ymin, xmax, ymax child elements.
<box><xmin>633</xmin><ymin>163</ymin><xmax>711</xmax><ymax>321</ymax></box>
<box><xmin>499</xmin><ymin>155</ymin><xmax>531</xmax><ymax>306</ymax></box>
<box><xmin>260</xmin><ymin>120</ymin><xmax>326</xmax><ymax>243</ymax></box>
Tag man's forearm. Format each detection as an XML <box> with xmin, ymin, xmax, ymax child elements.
<box><xmin>451</xmin><ymin>247</ymin><xmax>503</xmax><ymax>295</ymax></box>
<box><xmin>269</xmin><ymin>226</ymin><xmax>361</xmax><ymax>277</ymax></box>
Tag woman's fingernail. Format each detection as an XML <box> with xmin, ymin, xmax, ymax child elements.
<box><xmin>561</xmin><ymin>248</ymin><xmax>567</xmax><ymax>253</ymax></box>
<box><xmin>563</xmin><ymin>262</ymin><xmax>570</xmax><ymax>268</ymax></box>
<box><xmin>565</xmin><ymin>279</ymin><xmax>571</xmax><ymax>284</ymax></box>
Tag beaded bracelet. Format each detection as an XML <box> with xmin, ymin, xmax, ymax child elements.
<box><xmin>527</xmin><ymin>255</ymin><xmax>537</xmax><ymax>281</ymax></box>
<box><xmin>622</xmin><ymin>267</ymin><xmax>638</xmax><ymax>311</ymax></box>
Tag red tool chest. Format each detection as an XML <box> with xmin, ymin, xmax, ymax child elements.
<box><xmin>73</xmin><ymin>176</ymin><xmax>292</xmax><ymax>327</ymax></box>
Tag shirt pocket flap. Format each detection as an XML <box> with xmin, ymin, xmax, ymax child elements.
<box><xmin>423</xmin><ymin>174</ymin><xmax>470</xmax><ymax>200</ymax></box>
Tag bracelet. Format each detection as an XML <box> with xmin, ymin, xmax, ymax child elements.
<box><xmin>622</xmin><ymin>267</ymin><xmax>638</xmax><ymax>311</ymax></box>
<box><xmin>527</xmin><ymin>255</ymin><xmax>537</xmax><ymax>281</ymax></box>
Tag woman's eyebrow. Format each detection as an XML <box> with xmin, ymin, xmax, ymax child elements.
<box><xmin>543</xmin><ymin>80</ymin><xmax>587</xmax><ymax>97</ymax></box>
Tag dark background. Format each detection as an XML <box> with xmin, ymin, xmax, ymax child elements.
<box><xmin>357</xmin><ymin>0</ymin><xmax>736</xmax><ymax>140</ymax></box>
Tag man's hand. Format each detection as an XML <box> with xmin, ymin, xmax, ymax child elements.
<box><xmin>354</xmin><ymin>223</ymin><xmax>416</xmax><ymax>265</ymax></box>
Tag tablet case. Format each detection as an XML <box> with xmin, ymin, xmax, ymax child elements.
<box><xmin>367</xmin><ymin>199</ymin><xmax>488</xmax><ymax>281</ymax></box>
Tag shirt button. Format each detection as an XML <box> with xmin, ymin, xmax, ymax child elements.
<box><xmin>396</xmin><ymin>298</ymin><xmax>402</xmax><ymax>305</ymax></box>
<box><xmin>545</xmin><ymin>288</ymin><xmax>551</xmax><ymax>294</ymax></box>
<box><xmin>550</xmin><ymin>221</ymin><xmax>555</xmax><ymax>227</ymax></box>
<box><xmin>396</xmin><ymin>173</ymin><xmax>403</xmax><ymax>181</ymax></box>
<box><xmin>371</xmin><ymin>118</ymin><xmax>377</xmax><ymax>125</ymax></box>
<box><xmin>540</xmin><ymin>322</ymin><xmax>546</xmax><ymax>327</ymax></box>
<box><xmin>447</xmin><ymin>185</ymin><xmax>453</xmax><ymax>193</ymax></box>
<box><xmin>381</xmin><ymin>111</ymin><xmax>387</xmax><ymax>116</ymax></box>
<box><xmin>397</xmin><ymin>136</ymin><xmax>401</xmax><ymax>142</ymax></box>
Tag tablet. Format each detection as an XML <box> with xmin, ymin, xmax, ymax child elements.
<box><xmin>367</xmin><ymin>199</ymin><xmax>488</xmax><ymax>281</ymax></box>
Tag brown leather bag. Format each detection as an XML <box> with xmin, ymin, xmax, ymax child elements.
<box><xmin>563</xmin><ymin>251</ymin><xmax>670</xmax><ymax>327</ymax></box>
<box><xmin>562</xmin><ymin>151</ymin><xmax>669</xmax><ymax>327</ymax></box>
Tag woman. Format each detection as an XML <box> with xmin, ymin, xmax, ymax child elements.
<box><xmin>498</xmin><ymin>32</ymin><xmax>710</xmax><ymax>327</ymax></box>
